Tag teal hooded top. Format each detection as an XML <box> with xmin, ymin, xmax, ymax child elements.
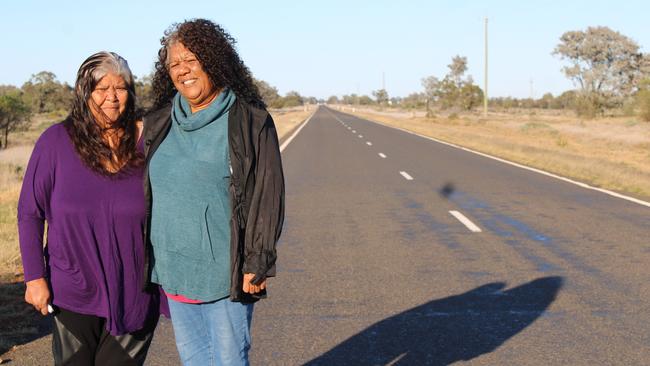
<box><xmin>149</xmin><ymin>89</ymin><xmax>236</xmax><ymax>301</ymax></box>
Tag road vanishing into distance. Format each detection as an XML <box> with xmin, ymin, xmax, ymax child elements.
<box><xmin>6</xmin><ymin>106</ymin><xmax>650</xmax><ymax>365</ymax></box>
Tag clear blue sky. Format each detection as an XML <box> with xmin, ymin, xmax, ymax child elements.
<box><xmin>2</xmin><ymin>0</ymin><xmax>650</xmax><ymax>99</ymax></box>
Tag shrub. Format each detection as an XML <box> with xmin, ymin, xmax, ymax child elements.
<box><xmin>636</xmin><ymin>89</ymin><xmax>650</xmax><ymax>121</ymax></box>
<box><xmin>574</xmin><ymin>95</ymin><xmax>600</xmax><ymax>118</ymax></box>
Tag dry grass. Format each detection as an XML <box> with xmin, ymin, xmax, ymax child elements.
<box><xmin>0</xmin><ymin>149</ymin><xmax>39</xmax><ymax>280</ymax></box>
<box><xmin>339</xmin><ymin>106</ymin><xmax>650</xmax><ymax>200</ymax></box>
<box><xmin>269</xmin><ymin>106</ymin><xmax>314</xmax><ymax>139</ymax></box>
<box><xmin>0</xmin><ymin>113</ymin><xmax>61</xmax><ymax>280</ymax></box>
<box><xmin>0</xmin><ymin>184</ymin><xmax>22</xmax><ymax>276</ymax></box>
<box><xmin>0</xmin><ymin>115</ymin><xmax>53</xmax><ymax>357</ymax></box>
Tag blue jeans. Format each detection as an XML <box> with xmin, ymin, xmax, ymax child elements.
<box><xmin>168</xmin><ymin>297</ymin><xmax>254</xmax><ymax>366</ymax></box>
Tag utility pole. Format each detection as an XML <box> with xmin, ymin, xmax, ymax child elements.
<box><xmin>382</xmin><ymin>72</ymin><xmax>385</xmax><ymax>91</ymax></box>
<box><xmin>483</xmin><ymin>17</ymin><xmax>488</xmax><ymax>118</ymax></box>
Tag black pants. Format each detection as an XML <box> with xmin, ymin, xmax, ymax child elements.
<box><xmin>51</xmin><ymin>307</ymin><xmax>157</xmax><ymax>366</ymax></box>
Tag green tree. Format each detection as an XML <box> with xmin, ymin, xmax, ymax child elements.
<box><xmin>458</xmin><ymin>83</ymin><xmax>484</xmax><ymax>111</ymax></box>
<box><xmin>0</xmin><ymin>85</ymin><xmax>20</xmax><ymax>95</ymax></box>
<box><xmin>253</xmin><ymin>78</ymin><xmax>281</xmax><ymax>107</ymax></box>
<box><xmin>0</xmin><ymin>91</ymin><xmax>32</xmax><ymax>148</ymax></box>
<box><xmin>21</xmin><ymin>71</ymin><xmax>73</xmax><ymax>113</ymax></box>
<box><xmin>447</xmin><ymin>55</ymin><xmax>468</xmax><ymax>88</ymax></box>
<box><xmin>372</xmin><ymin>89</ymin><xmax>389</xmax><ymax>105</ymax></box>
<box><xmin>422</xmin><ymin>76</ymin><xmax>440</xmax><ymax>102</ymax></box>
<box><xmin>489</xmin><ymin>97</ymin><xmax>516</xmax><ymax>110</ymax></box>
<box><xmin>553</xmin><ymin>26</ymin><xmax>649</xmax><ymax>116</ymax></box>
<box><xmin>437</xmin><ymin>79</ymin><xmax>460</xmax><ymax>109</ymax></box>
<box><xmin>358</xmin><ymin>95</ymin><xmax>374</xmax><ymax>105</ymax></box>
<box><xmin>282</xmin><ymin>91</ymin><xmax>304</xmax><ymax>108</ymax></box>
<box><xmin>401</xmin><ymin>93</ymin><xmax>427</xmax><ymax>109</ymax></box>
<box><xmin>327</xmin><ymin>95</ymin><xmax>339</xmax><ymax>104</ymax></box>
<box><xmin>422</xmin><ymin>55</ymin><xmax>483</xmax><ymax>111</ymax></box>
<box><xmin>134</xmin><ymin>74</ymin><xmax>154</xmax><ymax>111</ymax></box>
<box><xmin>538</xmin><ymin>93</ymin><xmax>555</xmax><ymax>109</ymax></box>
<box><xmin>635</xmin><ymin>78</ymin><xmax>650</xmax><ymax>121</ymax></box>
<box><xmin>552</xmin><ymin>90</ymin><xmax>577</xmax><ymax>110</ymax></box>
<box><xmin>341</xmin><ymin>94</ymin><xmax>361</xmax><ymax>105</ymax></box>
<box><xmin>421</xmin><ymin>76</ymin><xmax>440</xmax><ymax>114</ymax></box>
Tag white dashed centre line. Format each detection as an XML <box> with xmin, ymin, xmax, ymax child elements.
<box><xmin>366</xmin><ymin>141</ymin><xmax>372</xmax><ymax>146</ymax></box>
<box><xmin>400</xmin><ymin>171</ymin><xmax>413</xmax><ymax>180</ymax></box>
<box><xmin>352</xmin><ymin>130</ymin><xmax>356</xmax><ymax>133</ymax></box>
<box><xmin>378</xmin><ymin>153</ymin><xmax>387</xmax><ymax>158</ymax></box>
<box><xmin>449</xmin><ymin>211</ymin><xmax>482</xmax><ymax>232</ymax></box>
<box><xmin>358</xmin><ymin>135</ymin><xmax>363</xmax><ymax>138</ymax></box>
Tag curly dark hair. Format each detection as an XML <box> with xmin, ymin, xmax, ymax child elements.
<box><xmin>65</xmin><ymin>51</ymin><xmax>143</xmax><ymax>176</ymax></box>
<box><xmin>151</xmin><ymin>18</ymin><xmax>265</xmax><ymax>109</ymax></box>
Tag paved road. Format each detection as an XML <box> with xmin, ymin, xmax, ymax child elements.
<box><xmin>4</xmin><ymin>106</ymin><xmax>650</xmax><ymax>365</ymax></box>
<box><xmin>250</xmin><ymin>107</ymin><xmax>650</xmax><ymax>365</ymax></box>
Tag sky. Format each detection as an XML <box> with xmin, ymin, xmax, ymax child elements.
<box><xmin>2</xmin><ymin>0</ymin><xmax>650</xmax><ymax>99</ymax></box>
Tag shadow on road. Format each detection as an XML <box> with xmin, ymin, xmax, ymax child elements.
<box><xmin>0</xmin><ymin>278</ymin><xmax>52</xmax><ymax>356</ymax></box>
<box><xmin>304</xmin><ymin>276</ymin><xmax>563</xmax><ymax>366</ymax></box>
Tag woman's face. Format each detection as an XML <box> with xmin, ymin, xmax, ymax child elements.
<box><xmin>89</xmin><ymin>72</ymin><xmax>128</xmax><ymax>126</ymax></box>
<box><xmin>166</xmin><ymin>42</ymin><xmax>218</xmax><ymax>111</ymax></box>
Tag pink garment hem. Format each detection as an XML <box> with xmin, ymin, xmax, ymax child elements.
<box><xmin>164</xmin><ymin>291</ymin><xmax>203</xmax><ymax>304</ymax></box>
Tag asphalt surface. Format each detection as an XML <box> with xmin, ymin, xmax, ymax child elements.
<box><xmin>4</xmin><ymin>106</ymin><xmax>650</xmax><ymax>365</ymax></box>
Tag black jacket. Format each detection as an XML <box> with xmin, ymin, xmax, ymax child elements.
<box><xmin>141</xmin><ymin>99</ymin><xmax>285</xmax><ymax>302</ymax></box>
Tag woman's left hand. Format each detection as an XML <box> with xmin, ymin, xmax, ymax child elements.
<box><xmin>243</xmin><ymin>273</ymin><xmax>266</xmax><ymax>294</ymax></box>
<box><xmin>25</xmin><ymin>278</ymin><xmax>51</xmax><ymax>315</ymax></box>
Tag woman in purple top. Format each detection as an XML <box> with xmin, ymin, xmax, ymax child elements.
<box><xmin>18</xmin><ymin>51</ymin><xmax>161</xmax><ymax>366</ymax></box>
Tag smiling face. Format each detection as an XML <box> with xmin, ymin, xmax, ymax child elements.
<box><xmin>167</xmin><ymin>42</ymin><xmax>219</xmax><ymax>112</ymax></box>
<box><xmin>89</xmin><ymin>72</ymin><xmax>128</xmax><ymax>127</ymax></box>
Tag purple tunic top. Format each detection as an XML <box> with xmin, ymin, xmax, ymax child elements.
<box><xmin>17</xmin><ymin>122</ymin><xmax>158</xmax><ymax>335</ymax></box>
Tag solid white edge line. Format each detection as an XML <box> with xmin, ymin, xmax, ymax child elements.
<box><xmin>341</xmin><ymin>111</ymin><xmax>650</xmax><ymax>208</ymax></box>
<box><xmin>279</xmin><ymin>110</ymin><xmax>316</xmax><ymax>153</ymax></box>
<box><xmin>449</xmin><ymin>210</ymin><xmax>482</xmax><ymax>232</ymax></box>
<box><xmin>400</xmin><ymin>171</ymin><xmax>413</xmax><ymax>180</ymax></box>
<box><xmin>379</xmin><ymin>153</ymin><xmax>387</xmax><ymax>158</ymax></box>
<box><xmin>386</xmin><ymin>353</ymin><xmax>408</xmax><ymax>366</ymax></box>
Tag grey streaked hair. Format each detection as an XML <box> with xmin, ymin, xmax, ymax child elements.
<box><xmin>70</xmin><ymin>51</ymin><xmax>136</xmax><ymax>126</ymax></box>
<box><xmin>65</xmin><ymin>51</ymin><xmax>142</xmax><ymax>176</ymax></box>
<box><xmin>75</xmin><ymin>51</ymin><xmax>134</xmax><ymax>98</ymax></box>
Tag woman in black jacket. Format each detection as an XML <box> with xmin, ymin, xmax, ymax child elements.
<box><xmin>142</xmin><ymin>18</ymin><xmax>284</xmax><ymax>366</ymax></box>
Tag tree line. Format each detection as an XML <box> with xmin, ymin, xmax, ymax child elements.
<box><xmin>329</xmin><ymin>26</ymin><xmax>650</xmax><ymax>121</ymax></box>
<box><xmin>0</xmin><ymin>71</ymin><xmax>318</xmax><ymax>149</ymax></box>
<box><xmin>0</xmin><ymin>71</ymin><xmax>73</xmax><ymax>149</ymax></box>
<box><xmin>3</xmin><ymin>25</ymin><xmax>650</xmax><ymax>149</ymax></box>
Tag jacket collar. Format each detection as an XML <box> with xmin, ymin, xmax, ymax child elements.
<box><xmin>143</xmin><ymin>104</ymin><xmax>172</xmax><ymax>139</ymax></box>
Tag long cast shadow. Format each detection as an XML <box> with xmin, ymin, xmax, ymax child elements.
<box><xmin>305</xmin><ymin>276</ymin><xmax>563</xmax><ymax>366</ymax></box>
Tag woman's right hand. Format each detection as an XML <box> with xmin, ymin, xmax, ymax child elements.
<box><xmin>25</xmin><ymin>278</ymin><xmax>51</xmax><ymax>315</ymax></box>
